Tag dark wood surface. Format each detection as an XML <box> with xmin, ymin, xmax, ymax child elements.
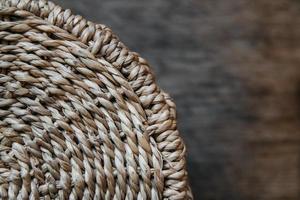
<box><xmin>53</xmin><ymin>0</ymin><xmax>300</xmax><ymax>199</ymax></box>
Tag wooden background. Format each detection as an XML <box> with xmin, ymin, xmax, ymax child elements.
<box><xmin>53</xmin><ymin>0</ymin><xmax>300</xmax><ymax>199</ymax></box>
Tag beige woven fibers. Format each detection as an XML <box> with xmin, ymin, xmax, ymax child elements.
<box><xmin>0</xmin><ymin>0</ymin><xmax>192</xmax><ymax>199</ymax></box>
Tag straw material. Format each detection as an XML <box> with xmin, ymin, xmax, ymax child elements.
<box><xmin>0</xmin><ymin>0</ymin><xmax>192</xmax><ymax>199</ymax></box>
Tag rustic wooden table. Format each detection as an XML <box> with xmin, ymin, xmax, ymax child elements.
<box><xmin>53</xmin><ymin>0</ymin><xmax>300</xmax><ymax>199</ymax></box>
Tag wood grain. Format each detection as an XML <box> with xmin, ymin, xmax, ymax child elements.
<box><xmin>53</xmin><ymin>0</ymin><xmax>300</xmax><ymax>199</ymax></box>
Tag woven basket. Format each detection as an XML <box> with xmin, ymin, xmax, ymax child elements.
<box><xmin>0</xmin><ymin>0</ymin><xmax>192</xmax><ymax>199</ymax></box>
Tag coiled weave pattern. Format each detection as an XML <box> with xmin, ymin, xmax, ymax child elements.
<box><xmin>0</xmin><ymin>0</ymin><xmax>192</xmax><ymax>199</ymax></box>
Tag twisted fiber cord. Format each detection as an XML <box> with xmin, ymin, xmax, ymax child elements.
<box><xmin>0</xmin><ymin>0</ymin><xmax>193</xmax><ymax>199</ymax></box>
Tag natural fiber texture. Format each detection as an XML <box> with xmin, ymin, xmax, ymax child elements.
<box><xmin>0</xmin><ymin>0</ymin><xmax>192</xmax><ymax>199</ymax></box>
